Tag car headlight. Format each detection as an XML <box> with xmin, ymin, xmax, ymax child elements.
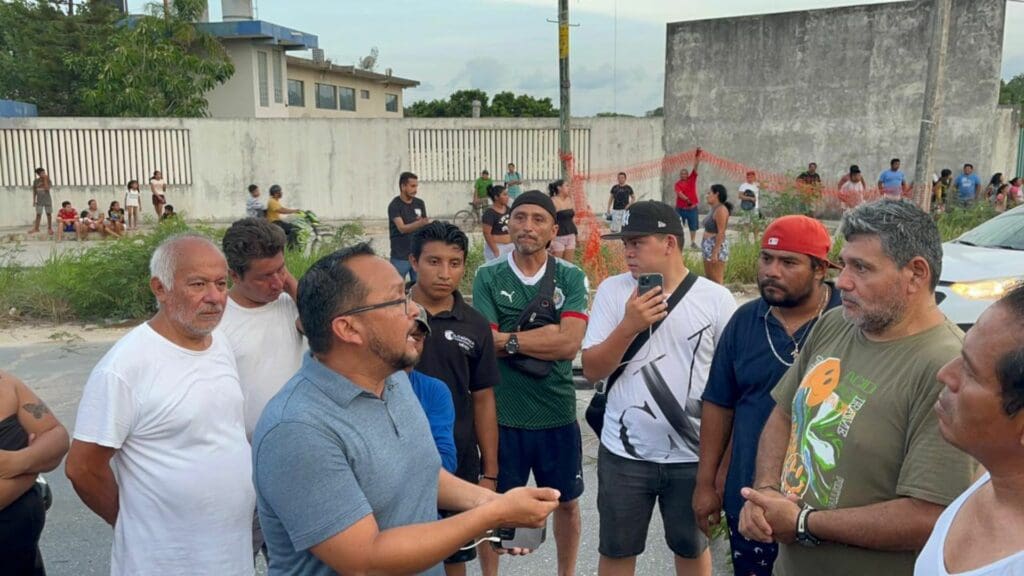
<box><xmin>949</xmin><ymin>278</ymin><xmax>1023</xmax><ymax>300</ymax></box>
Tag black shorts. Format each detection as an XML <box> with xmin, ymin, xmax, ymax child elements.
<box><xmin>497</xmin><ymin>422</ymin><xmax>584</xmax><ymax>502</ymax></box>
<box><xmin>597</xmin><ymin>445</ymin><xmax>707</xmax><ymax>559</ymax></box>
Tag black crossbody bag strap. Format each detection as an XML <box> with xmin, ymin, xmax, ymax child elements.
<box><xmin>604</xmin><ymin>272</ymin><xmax>698</xmax><ymax>393</ymax></box>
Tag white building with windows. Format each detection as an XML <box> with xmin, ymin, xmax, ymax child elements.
<box><xmin>200</xmin><ymin>1</ymin><xmax>418</xmax><ymax>119</ymax></box>
<box><xmin>285</xmin><ymin>56</ymin><xmax>418</xmax><ymax>119</ymax></box>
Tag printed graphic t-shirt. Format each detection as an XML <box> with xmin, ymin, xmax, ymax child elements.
<box><xmin>583</xmin><ymin>272</ymin><xmax>735</xmax><ymax>463</ymax></box>
<box><xmin>771</xmin><ymin>309</ymin><xmax>974</xmax><ymax>576</ymax></box>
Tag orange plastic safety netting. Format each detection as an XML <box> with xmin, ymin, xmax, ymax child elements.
<box><xmin>564</xmin><ymin>148</ymin><xmax>896</xmax><ymax>286</ymax></box>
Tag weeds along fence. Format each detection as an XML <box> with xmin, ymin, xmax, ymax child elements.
<box><xmin>0</xmin><ymin>203</ymin><xmax>1000</xmax><ymax>324</ymax></box>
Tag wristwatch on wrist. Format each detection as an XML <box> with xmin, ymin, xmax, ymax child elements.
<box><xmin>504</xmin><ymin>333</ymin><xmax>520</xmax><ymax>355</ymax></box>
<box><xmin>796</xmin><ymin>505</ymin><xmax>821</xmax><ymax>547</ymax></box>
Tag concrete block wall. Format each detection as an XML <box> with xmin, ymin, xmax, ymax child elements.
<box><xmin>663</xmin><ymin>0</ymin><xmax>1012</xmax><ymax>198</ymax></box>
<box><xmin>0</xmin><ymin>117</ymin><xmax>664</xmax><ymax>229</ymax></box>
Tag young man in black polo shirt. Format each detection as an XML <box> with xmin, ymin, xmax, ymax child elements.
<box><xmin>389</xmin><ymin>171</ymin><xmax>431</xmax><ymax>282</ymax></box>
<box><xmin>409</xmin><ymin>221</ymin><xmax>501</xmax><ymax>576</ymax></box>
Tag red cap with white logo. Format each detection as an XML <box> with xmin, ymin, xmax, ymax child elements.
<box><xmin>761</xmin><ymin>216</ymin><xmax>841</xmax><ymax>269</ymax></box>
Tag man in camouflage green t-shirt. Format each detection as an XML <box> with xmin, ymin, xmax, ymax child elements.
<box><xmin>737</xmin><ymin>200</ymin><xmax>974</xmax><ymax>576</ymax></box>
<box><xmin>472</xmin><ymin>190</ymin><xmax>588</xmax><ymax>576</ymax></box>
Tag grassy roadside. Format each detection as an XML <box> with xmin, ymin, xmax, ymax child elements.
<box><xmin>0</xmin><ymin>203</ymin><xmax>998</xmax><ymax>323</ymax></box>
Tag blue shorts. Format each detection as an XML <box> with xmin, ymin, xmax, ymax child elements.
<box><xmin>497</xmin><ymin>422</ymin><xmax>584</xmax><ymax>502</ymax></box>
<box><xmin>676</xmin><ymin>207</ymin><xmax>699</xmax><ymax>232</ymax></box>
<box><xmin>725</xmin><ymin>513</ymin><xmax>777</xmax><ymax>576</ymax></box>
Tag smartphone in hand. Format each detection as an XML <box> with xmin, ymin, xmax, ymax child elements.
<box><xmin>637</xmin><ymin>273</ymin><xmax>664</xmax><ymax>297</ymax></box>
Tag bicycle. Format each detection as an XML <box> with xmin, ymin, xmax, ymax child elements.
<box><xmin>453</xmin><ymin>200</ymin><xmax>485</xmax><ymax>232</ymax></box>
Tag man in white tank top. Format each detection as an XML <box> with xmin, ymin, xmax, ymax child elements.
<box><xmin>917</xmin><ymin>285</ymin><xmax>1024</xmax><ymax>575</ymax></box>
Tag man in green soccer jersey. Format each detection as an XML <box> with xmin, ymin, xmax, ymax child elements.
<box><xmin>472</xmin><ymin>190</ymin><xmax>589</xmax><ymax>576</ymax></box>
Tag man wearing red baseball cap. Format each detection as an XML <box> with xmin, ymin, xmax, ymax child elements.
<box><xmin>696</xmin><ymin>215</ymin><xmax>842</xmax><ymax>576</ymax></box>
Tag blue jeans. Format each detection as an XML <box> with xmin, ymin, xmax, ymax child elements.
<box><xmin>676</xmin><ymin>207</ymin><xmax>699</xmax><ymax>232</ymax></box>
<box><xmin>390</xmin><ymin>257</ymin><xmax>417</xmax><ymax>283</ymax></box>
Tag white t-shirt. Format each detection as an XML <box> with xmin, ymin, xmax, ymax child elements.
<box><xmin>219</xmin><ymin>293</ymin><xmax>307</xmax><ymax>437</ymax></box>
<box><xmin>583</xmin><ymin>272</ymin><xmax>736</xmax><ymax>463</ymax></box>
<box><xmin>840</xmin><ymin>180</ymin><xmax>866</xmax><ymax>208</ymax></box>
<box><xmin>738</xmin><ymin>182</ymin><xmax>760</xmax><ymax>210</ymax></box>
<box><xmin>916</xmin><ymin>473</ymin><xmax>1024</xmax><ymax>575</ymax></box>
<box><xmin>72</xmin><ymin>323</ymin><xmax>255</xmax><ymax>576</ymax></box>
<box><xmin>246</xmin><ymin>196</ymin><xmax>266</xmax><ymax>218</ymax></box>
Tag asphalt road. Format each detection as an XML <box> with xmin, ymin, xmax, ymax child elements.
<box><xmin>3</xmin><ymin>338</ymin><xmax>732</xmax><ymax>576</ymax></box>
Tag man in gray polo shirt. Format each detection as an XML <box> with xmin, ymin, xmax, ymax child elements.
<box><xmin>252</xmin><ymin>243</ymin><xmax>560</xmax><ymax>576</ymax></box>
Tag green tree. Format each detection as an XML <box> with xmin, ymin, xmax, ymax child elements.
<box><xmin>0</xmin><ymin>0</ymin><xmax>119</xmax><ymax>116</ymax></box>
<box><xmin>1000</xmin><ymin>75</ymin><xmax>1024</xmax><ymax>111</ymax></box>
<box><xmin>405</xmin><ymin>89</ymin><xmax>558</xmax><ymax>118</ymax></box>
<box><xmin>73</xmin><ymin>0</ymin><xmax>234</xmax><ymax>117</ymax></box>
<box><xmin>489</xmin><ymin>91</ymin><xmax>557</xmax><ymax>117</ymax></box>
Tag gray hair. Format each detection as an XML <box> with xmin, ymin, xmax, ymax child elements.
<box><xmin>840</xmin><ymin>199</ymin><xmax>943</xmax><ymax>290</ymax></box>
<box><xmin>149</xmin><ymin>233</ymin><xmax>220</xmax><ymax>287</ymax></box>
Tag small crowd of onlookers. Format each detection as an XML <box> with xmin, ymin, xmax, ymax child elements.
<box><xmin>29</xmin><ymin>167</ymin><xmax>175</xmax><ymax>241</ymax></box>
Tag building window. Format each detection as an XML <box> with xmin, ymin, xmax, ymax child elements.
<box><xmin>360</xmin><ymin>90</ymin><xmax>370</xmax><ymax>99</ymax></box>
<box><xmin>272</xmin><ymin>52</ymin><xmax>284</xmax><ymax>103</ymax></box>
<box><xmin>386</xmin><ymin>93</ymin><xmax>399</xmax><ymax>113</ymax></box>
<box><xmin>257</xmin><ymin>51</ymin><xmax>269</xmax><ymax>107</ymax></box>
<box><xmin>288</xmin><ymin>79</ymin><xmax>305</xmax><ymax>107</ymax></box>
<box><xmin>316</xmin><ymin>83</ymin><xmax>337</xmax><ymax>109</ymax></box>
<box><xmin>339</xmin><ymin>87</ymin><xmax>356</xmax><ymax>111</ymax></box>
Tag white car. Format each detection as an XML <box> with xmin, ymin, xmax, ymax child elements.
<box><xmin>937</xmin><ymin>205</ymin><xmax>1024</xmax><ymax>330</ymax></box>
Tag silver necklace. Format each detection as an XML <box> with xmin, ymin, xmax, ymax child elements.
<box><xmin>764</xmin><ymin>285</ymin><xmax>830</xmax><ymax>367</ymax></box>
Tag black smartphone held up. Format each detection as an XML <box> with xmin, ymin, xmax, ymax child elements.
<box><xmin>637</xmin><ymin>273</ymin><xmax>664</xmax><ymax>297</ymax></box>
<box><xmin>494</xmin><ymin>525</ymin><xmax>547</xmax><ymax>550</ymax></box>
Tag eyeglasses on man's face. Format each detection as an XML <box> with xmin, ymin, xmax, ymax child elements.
<box><xmin>334</xmin><ymin>291</ymin><xmax>411</xmax><ymax>318</ymax></box>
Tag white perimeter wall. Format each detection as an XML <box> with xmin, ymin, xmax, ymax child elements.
<box><xmin>0</xmin><ymin>117</ymin><xmax>664</xmax><ymax>228</ymax></box>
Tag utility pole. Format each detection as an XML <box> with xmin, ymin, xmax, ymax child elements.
<box><xmin>913</xmin><ymin>0</ymin><xmax>953</xmax><ymax>211</ymax></box>
<box><xmin>558</xmin><ymin>0</ymin><xmax>571</xmax><ymax>181</ymax></box>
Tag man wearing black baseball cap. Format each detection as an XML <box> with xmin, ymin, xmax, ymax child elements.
<box><xmin>472</xmin><ymin>189</ymin><xmax>590</xmax><ymax>576</ymax></box>
<box><xmin>582</xmin><ymin>200</ymin><xmax>737</xmax><ymax>575</ymax></box>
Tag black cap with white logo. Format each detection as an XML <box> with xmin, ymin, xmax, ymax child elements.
<box><xmin>601</xmin><ymin>200</ymin><xmax>685</xmax><ymax>239</ymax></box>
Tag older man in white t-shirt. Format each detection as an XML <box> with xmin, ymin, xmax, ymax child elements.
<box><xmin>66</xmin><ymin>234</ymin><xmax>254</xmax><ymax>576</ymax></box>
<box><xmin>581</xmin><ymin>201</ymin><xmax>736</xmax><ymax>576</ymax></box>
<box><xmin>218</xmin><ymin>217</ymin><xmax>307</xmax><ymax>560</ymax></box>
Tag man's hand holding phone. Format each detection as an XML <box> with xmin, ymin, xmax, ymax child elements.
<box><xmin>622</xmin><ymin>273</ymin><xmax>667</xmax><ymax>335</ymax></box>
<box><xmin>489</xmin><ymin>487</ymin><xmax>559</xmax><ymax>555</ymax></box>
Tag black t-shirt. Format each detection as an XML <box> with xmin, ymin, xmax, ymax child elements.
<box><xmin>609</xmin><ymin>184</ymin><xmax>634</xmax><ymax>210</ymax></box>
<box><xmin>797</xmin><ymin>172</ymin><xmax>821</xmax><ymax>185</ymax></box>
<box><xmin>481</xmin><ymin>207</ymin><xmax>510</xmax><ymax>237</ymax></box>
<box><xmin>414</xmin><ymin>291</ymin><xmax>500</xmax><ymax>481</ymax></box>
<box><xmin>387</xmin><ymin>196</ymin><xmax>427</xmax><ymax>259</ymax></box>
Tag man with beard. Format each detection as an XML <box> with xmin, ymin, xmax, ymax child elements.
<box><xmin>472</xmin><ymin>191</ymin><xmax>590</xmax><ymax>576</ymax></box>
<box><xmin>251</xmin><ymin>243</ymin><xmax>560</xmax><ymax>575</ymax></box>
<box><xmin>582</xmin><ymin>200</ymin><xmax>736</xmax><ymax>576</ymax></box>
<box><xmin>737</xmin><ymin>200</ymin><xmax>974</xmax><ymax>576</ymax></box>
<box><xmin>66</xmin><ymin>234</ymin><xmax>255</xmax><ymax>575</ymax></box>
<box><xmin>695</xmin><ymin>216</ymin><xmax>842</xmax><ymax>576</ymax></box>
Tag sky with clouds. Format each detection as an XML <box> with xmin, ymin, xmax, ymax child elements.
<box><xmin>130</xmin><ymin>0</ymin><xmax>1024</xmax><ymax>116</ymax></box>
